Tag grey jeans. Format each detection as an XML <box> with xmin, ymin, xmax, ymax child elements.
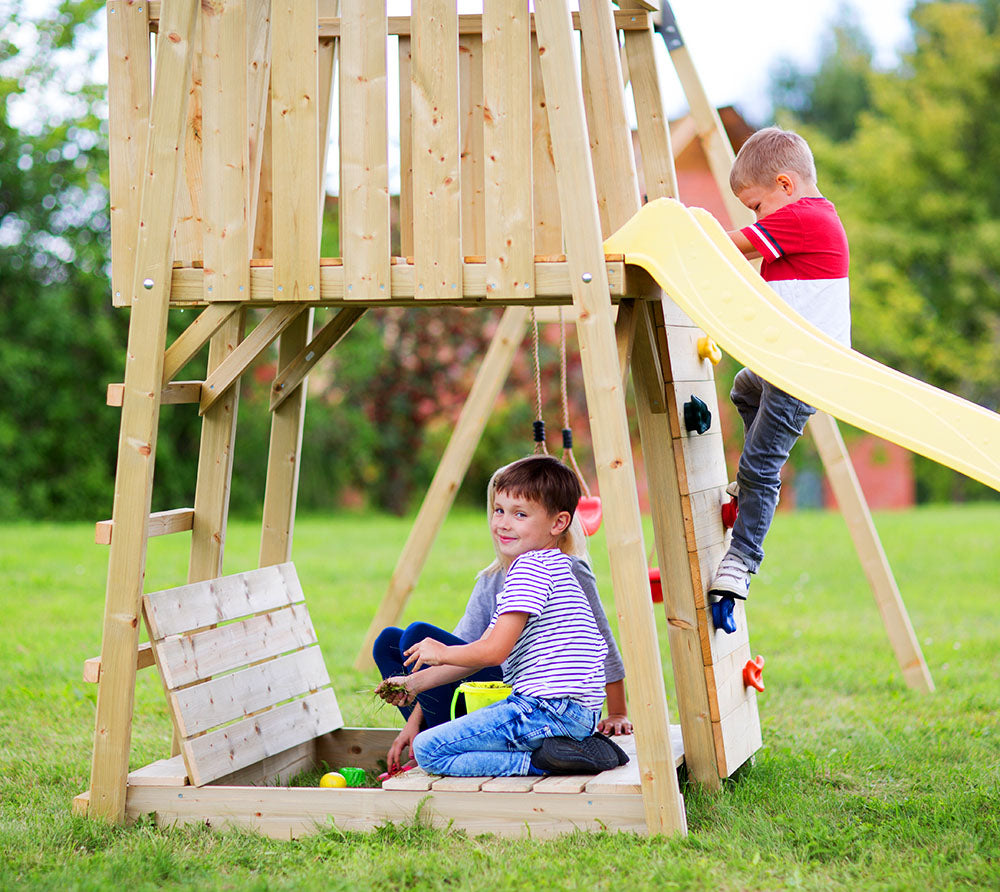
<box><xmin>728</xmin><ymin>368</ymin><xmax>816</xmax><ymax>572</ymax></box>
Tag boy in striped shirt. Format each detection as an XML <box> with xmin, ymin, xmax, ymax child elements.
<box><xmin>396</xmin><ymin>455</ymin><xmax>627</xmax><ymax>777</ymax></box>
<box><xmin>710</xmin><ymin>126</ymin><xmax>851</xmax><ymax>631</ymax></box>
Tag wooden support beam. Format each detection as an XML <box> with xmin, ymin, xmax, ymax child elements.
<box><xmin>459</xmin><ymin>31</ymin><xmax>485</xmax><ymax>258</ymax></box>
<box><xmin>483</xmin><ymin>1</ymin><xmax>533</xmax><ymax>299</ymax></box>
<box><xmin>89</xmin><ymin>0</ymin><xmax>199</xmax><ymax>824</ymax></box>
<box><xmin>354</xmin><ymin>306</ymin><xmax>530</xmax><ymax>670</ymax></box>
<box><xmin>809</xmin><ymin>412</ymin><xmax>935</xmax><ymax>693</ymax></box>
<box><xmin>199</xmin><ymin>305</ymin><xmax>304</xmax><ymax>413</ymax></box>
<box><xmin>162</xmin><ymin>303</ymin><xmax>240</xmax><ymax>383</ymax></box>
<box><xmin>530</xmin><ymin>35</ymin><xmax>562</xmax><ymax>254</ymax></box>
<box><xmin>83</xmin><ymin>642</ymin><xmax>155</xmax><ymax>684</ymax></box>
<box><xmin>534</xmin><ymin>0</ymin><xmax>686</xmax><ymax>836</ymax></box>
<box><xmin>95</xmin><ymin>507</ymin><xmax>195</xmax><ymax>545</ymax></box>
<box><xmin>270</xmin><ymin>306</ymin><xmax>366</xmax><ymax>411</ymax></box>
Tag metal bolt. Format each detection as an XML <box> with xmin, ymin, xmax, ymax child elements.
<box><xmin>142</xmin><ymin>278</ymin><xmax>154</xmax><ymax>290</ymax></box>
<box><xmin>581</xmin><ymin>272</ymin><xmax>593</xmax><ymax>284</ymax></box>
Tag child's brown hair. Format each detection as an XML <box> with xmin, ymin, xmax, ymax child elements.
<box><xmin>491</xmin><ymin>454</ymin><xmax>582</xmax><ymax>518</ymax></box>
<box><xmin>730</xmin><ymin>126</ymin><xmax>817</xmax><ymax>194</ymax></box>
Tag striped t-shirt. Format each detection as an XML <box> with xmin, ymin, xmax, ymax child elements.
<box><xmin>486</xmin><ymin>549</ymin><xmax>608</xmax><ymax>711</ymax></box>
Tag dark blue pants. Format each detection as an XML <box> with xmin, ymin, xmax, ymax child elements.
<box><xmin>372</xmin><ymin>621</ymin><xmax>504</xmax><ymax>729</ymax></box>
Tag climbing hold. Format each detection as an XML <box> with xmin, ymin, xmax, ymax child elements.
<box><xmin>683</xmin><ymin>395</ymin><xmax>712</xmax><ymax>434</ymax></box>
<box><xmin>743</xmin><ymin>655</ymin><xmax>765</xmax><ymax>692</ymax></box>
<box><xmin>697</xmin><ymin>336</ymin><xmax>722</xmax><ymax>366</ymax></box>
<box><xmin>648</xmin><ymin>566</ymin><xmax>663</xmax><ymax>603</ymax></box>
<box><xmin>710</xmin><ymin>595</ymin><xmax>737</xmax><ymax>634</ymax></box>
<box><xmin>721</xmin><ymin>498</ymin><xmax>739</xmax><ymax>529</ymax></box>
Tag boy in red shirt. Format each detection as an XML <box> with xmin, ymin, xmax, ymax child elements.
<box><xmin>711</xmin><ymin>127</ymin><xmax>850</xmax><ymax>632</ymax></box>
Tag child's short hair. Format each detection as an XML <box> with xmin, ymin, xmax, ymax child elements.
<box><xmin>492</xmin><ymin>454</ymin><xmax>582</xmax><ymax>518</ymax></box>
<box><xmin>729</xmin><ymin>126</ymin><xmax>817</xmax><ymax>194</ymax></box>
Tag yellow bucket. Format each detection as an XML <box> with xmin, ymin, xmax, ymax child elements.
<box><xmin>450</xmin><ymin>681</ymin><xmax>512</xmax><ymax>719</ymax></box>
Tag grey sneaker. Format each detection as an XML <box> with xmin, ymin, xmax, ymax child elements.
<box><xmin>710</xmin><ymin>551</ymin><xmax>751</xmax><ymax>600</ymax></box>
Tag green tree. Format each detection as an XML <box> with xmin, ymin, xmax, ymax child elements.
<box><xmin>0</xmin><ymin>1</ymin><xmax>127</xmax><ymax>519</ymax></box>
<box><xmin>777</xmin><ymin>2</ymin><xmax>1000</xmax><ymax>500</ymax></box>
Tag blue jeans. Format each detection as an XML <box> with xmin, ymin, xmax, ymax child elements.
<box><xmin>372</xmin><ymin>622</ymin><xmax>504</xmax><ymax>728</ymax></box>
<box><xmin>412</xmin><ymin>692</ymin><xmax>600</xmax><ymax>776</ymax></box>
<box><xmin>729</xmin><ymin>368</ymin><xmax>816</xmax><ymax>572</ymax></box>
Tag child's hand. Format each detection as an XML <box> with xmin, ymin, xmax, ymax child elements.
<box><xmin>598</xmin><ymin>713</ymin><xmax>633</xmax><ymax>736</ymax></box>
<box><xmin>403</xmin><ymin>637</ymin><xmax>448</xmax><ymax>672</ymax></box>
<box><xmin>375</xmin><ymin>675</ymin><xmax>415</xmax><ymax>707</ymax></box>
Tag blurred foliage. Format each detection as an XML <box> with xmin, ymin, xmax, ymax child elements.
<box><xmin>769</xmin><ymin>1</ymin><xmax>1000</xmax><ymax>502</ymax></box>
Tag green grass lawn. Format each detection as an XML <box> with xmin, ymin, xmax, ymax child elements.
<box><xmin>1</xmin><ymin>504</ymin><xmax>998</xmax><ymax>890</ymax></box>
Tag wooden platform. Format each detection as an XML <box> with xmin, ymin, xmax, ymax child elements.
<box><xmin>75</xmin><ymin>727</ymin><xmax>685</xmax><ymax>839</ymax></box>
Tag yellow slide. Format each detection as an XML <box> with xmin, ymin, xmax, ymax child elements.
<box><xmin>604</xmin><ymin>198</ymin><xmax>1000</xmax><ymax>493</ymax></box>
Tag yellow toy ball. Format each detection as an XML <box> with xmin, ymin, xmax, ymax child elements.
<box><xmin>319</xmin><ymin>771</ymin><xmax>347</xmax><ymax>788</ymax></box>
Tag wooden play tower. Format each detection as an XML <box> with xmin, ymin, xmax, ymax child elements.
<box><xmin>78</xmin><ymin>1</ymin><xmax>930</xmax><ymax>838</ymax></box>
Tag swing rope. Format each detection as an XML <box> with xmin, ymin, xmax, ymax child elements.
<box><xmin>558</xmin><ymin>307</ymin><xmax>591</xmax><ymax>497</ymax></box>
<box><xmin>530</xmin><ymin>309</ymin><xmax>547</xmax><ymax>454</ymax></box>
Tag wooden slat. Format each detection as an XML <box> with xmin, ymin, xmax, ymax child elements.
<box><xmin>212</xmin><ymin>738</ymin><xmax>316</xmax><ymax>787</ymax></box>
<box><xmin>182</xmin><ymin>687</ymin><xmax>343</xmax><ymax>786</ymax></box>
<box><xmin>246</xmin><ymin>0</ymin><xmax>272</xmax><ymax>243</ymax></box>
<box><xmin>96</xmin><ymin>507</ymin><xmax>195</xmax><ymax>545</ymax></box>
<box><xmin>173</xmin><ymin>14</ymin><xmax>204</xmax><ymax>267</ymax></box>
<box><xmin>340</xmin><ymin>1</ymin><xmax>390</xmax><ymax>300</ymax></box>
<box><xmin>673</xmin><ymin>433</ymin><xmax>728</xmax><ymax>495</ymax></box>
<box><xmin>199</xmin><ymin>305</ymin><xmax>304</xmax><ymax>413</ymax></box>
<box><xmin>128</xmin><ymin>755</ymin><xmax>188</xmax><ymax>787</ymax></box>
<box><xmin>713</xmin><ymin>692</ymin><xmax>762</xmax><ymax>777</ymax></box>
<box><xmin>89</xmin><ymin>0</ymin><xmax>200</xmax><ymax>823</ymax></box>
<box><xmin>270</xmin><ymin>307</ymin><xmax>366</xmax><ymax>410</ymax></box>
<box><xmin>398</xmin><ymin>36</ymin><xmax>413</xmax><ymax>257</ymax></box>
<box><xmin>430</xmin><ymin>776</ymin><xmax>491</xmax><ymax>792</ymax></box>
<box><xmin>459</xmin><ymin>33</ymin><xmax>485</xmax><ymax>257</ymax></box>
<box><xmin>107</xmin><ymin>0</ymin><xmax>151</xmax><ymax>307</ymax></box>
<box><xmin>83</xmin><ymin>641</ymin><xmax>155</xmax><ymax>684</ymax></box>
<box><xmin>578</xmin><ymin>0</ymin><xmax>641</xmax><ymax>236</ymax></box>
<box><xmin>530</xmin><ymin>35</ymin><xmax>562</xmax><ymax>255</ymax></box>
<box><xmin>153</xmin><ymin>603</ymin><xmax>318</xmax><ymax>690</ymax></box>
<box><xmin>144</xmin><ymin>562</ymin><xmax>304</xmax><ymax>638</ymax></box>
<box><xmin>380</xmin><ymin>766</ymin><xmax>438</xmax><ymax>791</ymax></box>
<box><xmin>411</xmin><ymin>0</ymin><xmax>462</xmax><ymax>298</ymax></box>
<box><xmin>271</xmin><ymin>0</ymin><xmax>320</xmax><ymax>300</ymax></box>
<box><xmin>532</xmin><ymin>774</ymin><xmax>590</xmax><ymax>794</ymax></box>
<box><xmin>163</xmin><ymin>304</ymin><xmax>240</xmax><ymax>383</ymax></box>
<box><xmin>621</xmin><ymin>12</ymin><xmax>677</xmax><ymax>201</ymax></box>
<box><xmin>704</xmin><ymin>641</ymin><xmax>755</xmax><ymax>723</ymax></box>
<box><xmin>696</xmin><ymin>599</ymin><xmax>750</xmax><ymax>668</ymax></box>
<box><xmin>170</xmin><ymin>646</ymin><xmax>331</xmax><ymax>737</ymax></box>
<box><xmin>106</xmin><ymin>381</ymin><xmax>202</xmax><ymax>407</ymax></box>
<box><xmin>534</xmin><ymin>0</ymin><xmax>686</xmax><ymax>836</ymax></box>
<box><xmin>202</xmin><ymin>0</ymin><xmax>249</xmax><ymax>304</ymax></box>
<box><xmin>479</xmin><ymin>775</ymin><xmax>543</xmax><ymax>792</ymax></box>
<box><xmin>661</xmin><ymin>327</ymin><xmax>717</xmax><ymax>384</ymax></box>
<box><xmin>484</xmin><ymin>1</ymin><xmax>533</xmax><ymax>299</ymax></box>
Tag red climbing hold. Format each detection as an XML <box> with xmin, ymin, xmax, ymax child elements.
<box><xmin>743</xmin><ymin>654</ymin><xmax>766</xmax><ymax>692</ymax></box>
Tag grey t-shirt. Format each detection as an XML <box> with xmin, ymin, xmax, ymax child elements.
<box><xmin>452</xmin><ymin>556</ymin><xmax>626</xmax><ymax>684</ymax></box>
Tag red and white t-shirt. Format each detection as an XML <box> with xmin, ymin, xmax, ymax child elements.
<box><xmin>741</xmin><ymin>196</ymin><xmax>851</xmax><ymax>345</ymax></box>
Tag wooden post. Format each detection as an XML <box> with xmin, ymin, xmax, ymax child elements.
<box><xmin>534</xmin><ymin>0</ymin><xmax>686</xmax><ymax>836</ymax></box>
<box><xmin>809</xmin><ymin>412</ymin><xmax>934</xmax><ymax>693</ymax></box>
<box><xmin>89</xmin><ymin>0</ymin><xmax>199</xmax><ymax>823</ymax></box>
<box><xmin>354</xmin><ymin>306</ymin><xmax>530</xmax><ymax>670</ymax></box>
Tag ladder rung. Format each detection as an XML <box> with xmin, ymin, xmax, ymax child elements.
<box><xmin>95</xmin><ymin>507</ymin><xmax>195</xmax><ymax>545</ymax></box>
<box><xmin>106</xmin><ymin>381</ymin><xmax>202</xmax><ymax>407</ymax></box>
<box><xmin>83</xmin><ymin>642</ymin><xmax>155</xmax><ymax>683</ymax></box>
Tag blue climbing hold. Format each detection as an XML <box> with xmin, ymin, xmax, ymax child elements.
<box><xmin>711</xmin><ymin>595</ymin><xmax>737</xmax><ymax>634</ymax></box>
